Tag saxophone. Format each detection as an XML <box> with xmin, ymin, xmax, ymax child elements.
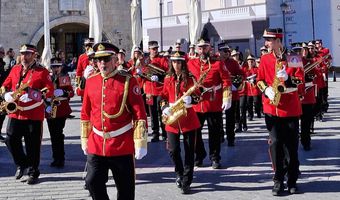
<box><xmin>50</xmin><ymin>96</ymin><xmax>61</xmax><ymax>118</ymax></box>
<box><xmin>162</xmin><ymin>58</ymin><xmax>211</xmax><ymax>125</ymax></box>
<box><xmin>270</xmin><ymin>60</ymin><xmax>286</xmax><ymax>106</ymax></box>
<box><xmin>0</xmin><ymin>83</ymin><xmax>30</xmax><ymax>113</ymax></box>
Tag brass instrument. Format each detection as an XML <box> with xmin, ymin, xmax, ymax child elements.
<box><xmin>139</xmin><ymin>63</ymin><xmax>166</xmax><ymax>85</ymax></box>
<box><xmin>0</xmin><ymin>83</ymin><xmax>30</xmax><ymax>113</ymax></box>
<box><xmin>304</xmin><ymin>54</ymin><xmax>330</xmax><ymax>74</ymax></box>
<box><xmin>50</xmin><ymin>97</ymin><xmax>61</xmax><ymax>118</ymax></box>
<box><xmin>270</xmin><ymin>60</ymin><xmax>286</xmax><ymax>106</ymax></box>
<box><xmin>162</xmin><ymin>58</ymin><xmax>211</xmax><ymax>125</ymax></box>
<box><xmin>246</xmin><ymin>74</ymin><xmax>257</xmax><ymax>87</ymax></box>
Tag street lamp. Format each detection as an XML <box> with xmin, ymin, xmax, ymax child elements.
<box><xmin>280</xmin><ymin>2</ymin><xmax>289</xmax><ymax>46</ymax></box>
<box><xmin>159</xmin><ymin>0</ymin><xmax>163</xmax><ymax>51</ymax></box>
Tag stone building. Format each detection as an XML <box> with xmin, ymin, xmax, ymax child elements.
<box><xmin>0</xmin><ymin>0</ymin><xmax>132</xmax><ymax>62</ymax></box>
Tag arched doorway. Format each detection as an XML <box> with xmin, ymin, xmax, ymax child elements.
<box><xmin>37</xmin><ymin>23</ymin><xmax>107</xmax><ymax>63</ymax></box>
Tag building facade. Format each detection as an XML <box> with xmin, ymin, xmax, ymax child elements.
<box><xmin>142</xmin><ymin>0</ymin><xmax>339</xmax><ymax>67</ymax></box>
<box><xmin>0</xmin><ymin>0</ymin><xmax>132</xmax><ymax>62</ymax></box>
<box><xmin>142</xmin><ymin>0</ymin><xmax>267</xmax><ymax>56</ymax></box>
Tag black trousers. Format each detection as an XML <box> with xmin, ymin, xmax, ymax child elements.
<box><xmin>47</xmin><ymin>117</ymin><xmax>66</xmax><ymax>162</ymax></box>
<box><xmin>239</xmin><ymin>96</ymin><xmax>247</xmax><ymax>128</ymax></box>
<box><xmin>225</xmin><ymin>100</ymin><xmax>238</xmax><ymax>142</ymax></box>
<box><xmin>247</xmin><ymin>95</ymin><xmax>262</xmax><ymax>118</ymax></box>
<box><xmin>148</xmin><ymin>95</ymin><xmax>166</xmax><ymax>137</ymax></box>
<box><xmin>265</xmin><ymin>114</ymin><xmax>300</xmax><ymax>185</ymax></box>
<box><xmin>167</xmin><ymin>130</ymin><xmax>196</xmax><ymax>187</ymax></box>
<box><xmin>6</xmin><ymin>118</ymin><xmax>42</xmax><ymax>178</ymax></box>
<box><xmin>0</xmin><ymin>113</ymin><xmax>6</xmax><ymax>135</ymax></box>
<box><xmin>300</xmin><ymin>104</ymin><xmax>315</xmax><ymax>147</ymax></box>
<box><xmin>86</xmin><ymin>154</ymin><xmax>135</xmax><ymax>200</ymax></box>
<box><xmin>195</xmin><ymin>112</ymin><xmax>223</xmax><ymax>162</ymax></box>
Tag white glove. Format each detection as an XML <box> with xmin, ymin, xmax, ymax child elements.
<box><xmin>81</xmin><ymin>138</ymin><xmax>88</xmax><ymax>155</ymax></box>
<box><xmin>45</xmin><ymin>106</ymin><xmax>52</xmax><ymax>114</ymax></box>
<box><xmin>231</xmin><ymin>85</ymin><xmax>238</xmax><ymax>91</ymax></box>
<box><xmin>249</xmin><ymin>79</ymin><xmax>255</xmax><ymax>84</ymax></box>
<box><xmin>162</xmin><ymin>107</ymin><xmax>171</xmax><ymax>116</ymax></box>
<box><xmin>135</xmin><ymin>147</ymin><xmax>147</xmax><ymax>160</ymax></box>
<box><xmin>4</xmin><ymin>92</ymin><xmax>14</xmax><ymax>102</ymax></box>
<box><xmin>150</xmin><ymin>75</ymin><xmax>159</xmax><ymax>82</ymax></box>
<box><xmin>136</xmin><ymin>68</ymin><xmax>142</xmax><ymax>75</ymax></box>
<box><xmin>54</xmin><ymin>89</ymin><xmax>64</xmax><ymax>97</ymax></box>
<box><xmin>183</xmin><ymin>96</ymin><xmax>192</xmax><ymax>108</ymax></box>
<box><xmin>83</xmin><ymin>65</ymin><xmax>94</xmax><ymax>79</ymax></box>
<box><xmin>19</xmin><ymin>94</ymin><xmax>32</xmax><ymax>103</ymax></box>
<box><xmin>221</xmin><ymin>98</ymin><xmax>232</xmax><ymax>111</ymax></box>
<box><xmin>264</xmin><ymin>86</ymin><xmax>275</xmax><ymax>101</ymax></box>
<box><xmin>276</xmin><ymin>66</ymin><xmax>288</xmax><ymax>81</ymax></box>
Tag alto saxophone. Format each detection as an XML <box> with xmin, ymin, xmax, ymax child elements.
<box><xmin>0</xmin><ymin>83</ymin><xmax>30</xmax><ymax>113</ymax></box>
<box><xmin>50</xmin><ymin>96</ymin><xmax>61</xmax><ymax>118</ymax></box>
<box><xmin>162</xmin><ymin>58</ymin><xmax>211</xmax><ymax>125</ymax></box>
<box><xmin>270</xmin><ymin>60</ymin><xmax>286</xmax><ymax>106</ymax></box>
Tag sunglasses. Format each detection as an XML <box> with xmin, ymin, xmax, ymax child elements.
<box><xmin>95</xmin><ymin>56</ymin><xmax>112</xmax><ymax>63</ymax></box>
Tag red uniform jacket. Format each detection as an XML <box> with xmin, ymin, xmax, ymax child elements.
<box><xmin>2</xmin><ymin>63</ymin><xmax>54</xmax><ymax>121</ymax></box>
<box><xmin>311</xmin><ymin>56</ymin><xmax>326</xmax><ymax>90</ymax></box>
<box><xmin>224</xmin><ymin>58</ymin><xmax>244</xmax><ymax>100</ymax></box>
<box><xmin>142</xmin><ymin>55</ymin><xmax>168</xmax><ymax>96</ymax></box>
<box><xmin>161</xmin><ymin>75</ymin><xmax>201</xmax><ymax>133</ymax></box>
<box><xmin>257</xmin><ymin>52</ymin><xmax>304</xmax><ymax>117</ymax></box>
<box><xmin>301</xmin><ymin>58</ymin><xmax>316</xmax><ymax>104</ymax></box>
<box><xmin>127</xmin><ymin>58</ymin><xmax>143</xmax><ymax>88</ymax></box>
<box><xmin>243</xmin><ymin>66</ymin><xmax>260</xmax><ymax>97</ymax></box>
<box><xmin>188</xmin><ymin>58</ymin><xmax>232</xmax><ymax>113</ymax></box>
<box><xmin>49</xmin><ymin>74</ymin><xmax>74</xmax><ymax>118</ymax></box>
<box><xmin>81</xmin><ymin>72</ymin><xmax>147</xmax><ymax>157</ymax></box>
<box><xmin>76</xmin><ymin>53</ymin><xmax>89</xmax><ymax>77</ymax></box>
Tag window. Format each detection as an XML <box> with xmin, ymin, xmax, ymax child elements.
<box><xmin>222</xmin><ymin>0</ymin><xmax>232</xmax><ymax>8</ymax></box>
<box><xmin>237</xmin><ymin>0</ymin><xmax>245</xmax><ymax>6</ymax></box>
<box><xmin>167</xmin><ymin>1</ymin><xmax>173</xmax><ymax>16</ymax></box>
<box><xmin>59</xmin><ymin>0</ymin><xmax>86</xmax><ymax>11</ymax></box>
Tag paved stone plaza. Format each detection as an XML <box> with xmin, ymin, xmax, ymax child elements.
<box><xmin>0</xmin><ymin>76</ymin><xmax>340</xmax><ymax>200</ymax></box>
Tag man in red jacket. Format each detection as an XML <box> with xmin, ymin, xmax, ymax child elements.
<box><xmin>187</xmin><ymin>38</ymin><xmax>232</xmax><ymax>169</ymax></box>
<box><xmin>142</xmin><ymin>41</ymin><xmax>168</xmax><ymax>142</ymax></box>
<box><xmin>1</xmin><ymin>44</ymin><xmax>54</xmax><ymax>184</ymax></box>
<box><xmin>75</xmin><ymin>38</ymin><xmax>94</xmax><ymax>99</ymax></box>
<box><xmin>80</xmin><ymin>42</ymin><xmax>147</xmax><ymax>200</ymax></box>
<box><xmin>257</xmin><ymin>28</ymin><xmax>304</xmax><ymax>196</ymax></box>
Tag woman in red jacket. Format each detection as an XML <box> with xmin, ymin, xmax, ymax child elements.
<box><xmin>161</xmin><ymin>51</ymin><xmax>201</xmax><ymax>194</ymax></box>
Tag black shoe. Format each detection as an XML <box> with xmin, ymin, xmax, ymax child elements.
<box><xmin>161</xmin><ymin>136</ymin><xmax>167</xmax><ymax>142</ymax></box>
<box><xmin>83</xmin><ymin>183</ymin><xmax>89</xmax><ymax>190</ymax></box>
<box><xmin>50</xmin><ymin>160</ymin><xmax>65</xmax><ymax>168</ymax></box>
<box><xmin>272</xmin><ymin>181</ymin><xmax>284</xmax><ymax>196</ymax></box>
<box><xmin>257</xmin><ymin>113</ymin><xmax>262</xmax><ymax>118</ymax></box>
<box><xmin>212</xmin><ymin>161</ymin><xmax>221</xmax><ymax>169</ymax></box>
<box><xmin>27</xmin><ymin>176</ymin><xmax>38</xmax><ymax>185</ymax></box>
<box><xmin>151</xmin><ymin>133</ymin><xmax>160</xmax><ymax>142</ymax></box>
<box><xmin>181</xmin><ymin>185</ymin><xmax>190</xmax><ymax>194</ymax></box>
<box><xmin>194</xmin><ymin>159</ymin><xmax>203</xmax><ymax>167</ymax></box>
<box><xmin>235</xmin><ymin>128</ymin><xmax>242</xmax><ymax>133</ymax></box>
<box><xmin>0</xmin><ymin>135</ymin><xmax>5</xmax><ymax>143</ymax></box>
<box><xmin>175</xmin><ymin>177</ymin><xmax>182</xmax><ymax>188</ymax></box>
<box><xmin>228</xmin><ymin>141</ymin><xmax>235</xmax><ymax>147</ymax></box>
<box><xmin>15</xmin><ymin>167</ymin><xmax>26</xmax><ymax>180</ymax></box>
<box><xmin>288</xmin><ymin>185</ymin><xmax>298</xmax><ymax>194</ymax></box>
<box><xmin>243</xmin><ymin>126</ymin><xmax>248</xmax><ymax>132</ymax></box>
<box><xmin>248</xmin><ymin>117</ymin><xmax>253</xmax><ymax>121</ymax></box>
<box><xmin>67</xmin><ymin>114</ymin><xmax>75</xmax><ymax>119</ymax></box>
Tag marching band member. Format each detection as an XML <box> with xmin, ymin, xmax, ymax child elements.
<box><xmin>2</xmin><ymin>44</ymin><xmax>54</xmax><ymax>184</ymax></box>
<box><xmin>75</xmin><ymin>38</ymin><xmax>94</xmax><ymax>99</ymax></box>
<box><xmin>243</xmin><ymin>55</ymin><xmax>261</xmax><ymax>120</ymax></box>
<box><xmin>188</xmin><ymin>38</ymin><xmax>232</xmax><ymax>169</ymax></box>
<box><xmin>45</xmin><ymin>58</ymin><xmax>74</xmax><ymax>168</ymax></box>
<box><xmin>257</xmin><ymin>28</ymin><xmax>304</xmax><ymax>196</ymax></box>
<box><xmin>80</xmin><ymin>42</ymin><xmax>147</xmax><ymax>200</ymax></box>
<box><xmin>188</xmin><ymin>44</ymin><xmax>198</xmax><ymax>60</ymax></box>
<box><xmin>161</xmin><ymin>51</ymin><xmax>201</xmax><ymax>194</ymax></box>
<box><xmin>219</xmin><ymin>43</ymin><xmax>244</xmax><ymax>144</ymax></box>
<box><xmin>142</xmin><ymin>41</ymin><xmax>168</xmax><ymax>142</ymax></box>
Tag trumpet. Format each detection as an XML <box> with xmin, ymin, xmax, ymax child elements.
<box><xmin>0</xmin><ymin>83</ymin><xmax>30</xmax><ymax>113</ymax></box>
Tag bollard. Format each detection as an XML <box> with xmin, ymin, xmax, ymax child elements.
<box><xmin>333</xmin><ymin>70</ymin><xmax>336</xmax><ymax>82</ymax></box>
